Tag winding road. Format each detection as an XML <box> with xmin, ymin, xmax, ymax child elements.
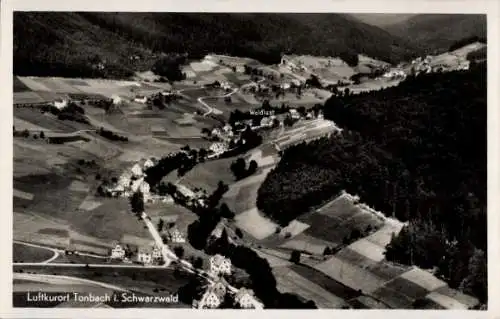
<box><xmin>14</xmin><ymin>240</ymin><xmax>109</xmax><ymax>264</ymax></box>
<box><xmin>177</xmin><ymin>76</ymin><xmax>265</xmax><ymax>117</ymax></box>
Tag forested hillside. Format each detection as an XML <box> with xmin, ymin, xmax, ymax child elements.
<box><xmin>257</xmin><ymin>64</ymin><xmax>486</xmax><ymax>302</ymax></box>
<box><xmin>385</xmin><ymin>14</ymin><xmax>486</xmax><ymax>54</ymax></box>
<box><xmin>14</xmin><ymin>12</ymin><xmax>423</xmax><ymax>79</ymax></box>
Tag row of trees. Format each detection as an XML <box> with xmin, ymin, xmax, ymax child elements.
<box><xmin>144</xmin><ymin>152</ymin><xmax>192</xmax><ymax>187</ymax></box>
<box><xmin>98</xmin><ymin>127</ymin><xmax>128</xmax><ymax>142</ymax></box>
<box><xmin>257</xmin><ymin>64</ymin><xmax>487</xmax><ymax>302</ymax></box>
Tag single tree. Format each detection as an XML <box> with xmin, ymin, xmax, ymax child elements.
<box><xmin>174</xmin><ymin>246</ymin><xmax>185</xmax><ymax>259</ymax></box>
<box><xmin>290</xmin><ymin>250</ymin><xmax>301</xmax><ymax>264</ymax></box>
<box><xmin>158</xmin><ymin>218</ymin><xmax>164</xmax><ymax>232</ymax></box>
<box><xmin>247</xmin><ymin>160</ymin><xmax>258</xmax><ymax>175</ymax></box>
<box><xmin>130</xmin><ymin>191</ymin><xmax>145</xmax><ymax>215</ymax></box>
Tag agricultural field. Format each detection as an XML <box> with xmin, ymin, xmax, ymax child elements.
<box><xmin>13</xmin><ymin>243</ymin><xmax>55</xmax><ymax>263</ymax></box>
<box><xmin>234</xmin><ymin>208</ymin><xmax>278</xmax><ymax>241</ymax></box>
<box><xmin>273</xmin><ymin>265</ymin><xmax>349</xmax><ymax>308</ymax></box>
<box><xmin>176</xmin><ymin>156</ymin><xmax>235</xmax><ymax>193</ymax></box>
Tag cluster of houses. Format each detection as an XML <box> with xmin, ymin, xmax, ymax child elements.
<box><xmin>103</xmin><ymin>158</ymin><xmax>174</xmax><ymax>203</ymax></box>
<box><xmin>192</xmin><ymin>254</ymin><xmax>258</xmax><ymax>309</ymax></box>
<box><xmin>109</xmin><ymin>242</ymin><xmax>163</xmax><ymax>265</ymax></box>
<box><xmin>173</xmin><ymin>183</ymin><xmax>207</xmax><ymax>207</ymax></box>
<box><xmin>382</xmin><ymin>69</ymin><xmax>407</xmax><ymax>80</ymax></box>
<box><xmin>194</xmin><ymin>281</ymin><xmax>257</xmax><ymax>309</ymax></box>
<box><xmin>133</xmin><ymin>89</ymin><xmax>178</xmax><ymax>104</ymax></box>
<box><xmin>280</xmin><ymin>56</ymin><xmax>308</xmax><ymax>73</ymax></box>
<box><xmin>409</xmin><ymin>55</ymin><xmax>471</xmax><ymax>75</ymax></box>
<box><xmin>110</xmin><ymin>227</ymin><xmax>186</xmax><ymax>265</ymax></box>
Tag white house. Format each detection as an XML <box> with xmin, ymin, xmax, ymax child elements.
<box><xmin>197</xmin><ymin>291</ymin><xmax>221</xmax><ymax>309</ymax></box>
<box><xmin>53</xmin><ymin>99</ymin><xmax>68</xmax><ymax>110</ymax></box>
<box><xmin>136</xmin><ymin>246</ymin><xmax>153</xmax><ymax>265</ymax></box>
<box><xmin>260</xmin><ymin>117</ymin><xmax>273</xmax><ymax>127</ymax></box>
<box><xmin>118</xmin><ymin>174</ymin><xmax>131</xmax><ymax>188</ymax></box>
<box><xmin>130</xmin><ymin>179</ymin><xmax>143</xmax><ymax>193</ymax></box>
<box><xmin>131</xmin><ymin>163</ymin><xmax>143</xmax><ymax>177</ymax></box>
<box><xmin>112</xmin><ymin>95</ymin><xmax>122</xmax><ymax>105</ymax></box>
<box><xmin>110</xmin><ymin>244</ymin><xmax>126</xmax><ymax>259</ymax></box>
<box><xmin>176</xmin><ymin>184</ymin><xmax>196</xmax><ymax>199</ymax></box>
<box><xmin>280</xmin><ymin>83</ymin><xmax>291</xmax><ymax>90</ymax></box>
<box><xmin>161</xmin><ymin>90</ymin><xmax>174</xmax><ymax>96</ymax></box>
<box><xmin>143</xmin><ymin>158</ymin><xmax>155</xmax><ymax>169</ymax></box>
<box><xmin>220</xmin><ymin>81</ymin><xmax>232</xmax><ymax>90</ymax></box>
<box><xmin>134</xmin><ymin>95</ymin><xmax>147</xmax><ymax>104</ymax></box>
<box><xmin>222</xmin><ymin>124</ymin><xmax>232</xmax><ymax>134</ymax></box>
<box><xmin>234</xmin><ymin>288</ymin><xmax>256</xmax><ymax>309</ymax></box>
<box><xmin>289</xmin><ymin>109</ymin><xmax>301</xmax><ymax>120</ymax></box>
<box><xmin>167</xmin><ymin>228</ymin><xmax>186</xmax><ymax>243</ymax></box>
<box><xmin>210</xmin><ymin>281</ymin><xmax>227</xmax><ymax>298</ymax></box>
<box><xmin>195</xmin><ymin>280</ymin><xmax>227</xmax><ymax>309</ymax></box>
<box><xmin>209</xmin><ymin>254</ymin><xmax>232</xmax><ymax>277</ymax></box>
<box><xmin>151</xmin><ymin>244</ymin><xmax>162</xmax><ymax>260</ymax></box>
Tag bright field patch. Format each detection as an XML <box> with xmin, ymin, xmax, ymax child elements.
<box><xmin>399</xmin><ymin>267</ymin><xmax>447</xmax><ymax>292</ymax></box>
<box><xmin>78</xmin><ymin>199</ymin><xmax>102</xmax><ymax>211</ymax></box>
<box><xmin>235</xmin><ymin>208</ymin><xmax>278</xmax><ymax>240</ymax></box>
<box><xmin>347</xmin><ymin>238</ymin><xmax>387</xmax><ymax>263</ymax></box>
<box><xmin>17</xmin><ymin>77</ymin><xmax>52</xmax><ymax>91</ymax></box>
<box><xmin>69</xmin><ymin>180</ymin><xmax>90</xmax><ymax>193</ymax></box>
<box><xmin>314</xmin><ymin>256</ymin><xmax>387</xmax><ymax>293</ymax></box>
<box><xmin>14</xmin><ymin>189</ymin><xmax>34</xmax><ymax>201</ymax></box>
<box><xmin>365</xmin><ymin>222</ymin><xmax>407</xmax><ymax>250</ymax></box>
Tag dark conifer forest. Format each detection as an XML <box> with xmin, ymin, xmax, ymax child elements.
<box><xmin>257</xmin><ymin>63</ymin><xmax>486</xmax><ymax>302</ymax></box>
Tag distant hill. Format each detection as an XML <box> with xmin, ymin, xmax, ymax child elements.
<box><xmin>384</xmin><ymin>14</ymin><xmax>486</xmax><ymax>54</ymax></box>
<box><xmin>13</xmin><ymin>12</ymin><xmax>424</xmax><ymax>79</ymax></box>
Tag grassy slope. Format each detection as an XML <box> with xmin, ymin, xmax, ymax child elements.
<box><xmin>14</xmin><ymin>12</ymin><xmax>425</xmax><ymax>79</ymax></box>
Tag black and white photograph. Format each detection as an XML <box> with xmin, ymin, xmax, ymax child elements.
<box><xmin>4</xmin><ymin>0</ymin><xmax>497</xmax><ymax>314</ymax></box>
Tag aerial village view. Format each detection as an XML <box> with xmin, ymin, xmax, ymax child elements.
<box><xmin>12</xmin><ymin>12</ymin><xmax>487</xmax><ymax>310</ymax></box>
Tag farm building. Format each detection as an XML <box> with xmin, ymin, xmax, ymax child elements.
<box><xmin>176</xmin><ymin>184</ymin><xmax>197</xmax><ymax>199</ymax></box>
<box><xmin>166</xmin><ymin>228</ymin><xmax>186</xmax><ymax>243</ymax></box>
<box><xmin>110</xmin><ymin>244</ymin><xmax>126</xmax><ymax>259</ymax></box>
<box><xmin>134</xmin><ymin>95</ymin><xmax>148</xmax><ymax>104</ymax></box>
<box><xmin>136</xmin><ymin>246</ymin><xmax>153</xmax><ymax>264</ymax></box>
<box><xmin>260</xmin><ymin>117</ymin><xmax>274</xmax><ymax>127</ymax></box>
<box><xmin>280</xmin><ymin>83</ymin><xmax>291</xmax><ymax>90</ymax></box>
<box><xmin>151</xmin><ymin>244</ymin><xmax>162</xmax><ymax>260</ymax></box>
<box><xmin>289</xmin><ymin>109</ymin><xmax>301</xmax><ymax>120</ymax></box>
<box><xmin>53</xmin><ymin>98</ymin><xmax>68</xmax><ymax>110</ymax></box>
